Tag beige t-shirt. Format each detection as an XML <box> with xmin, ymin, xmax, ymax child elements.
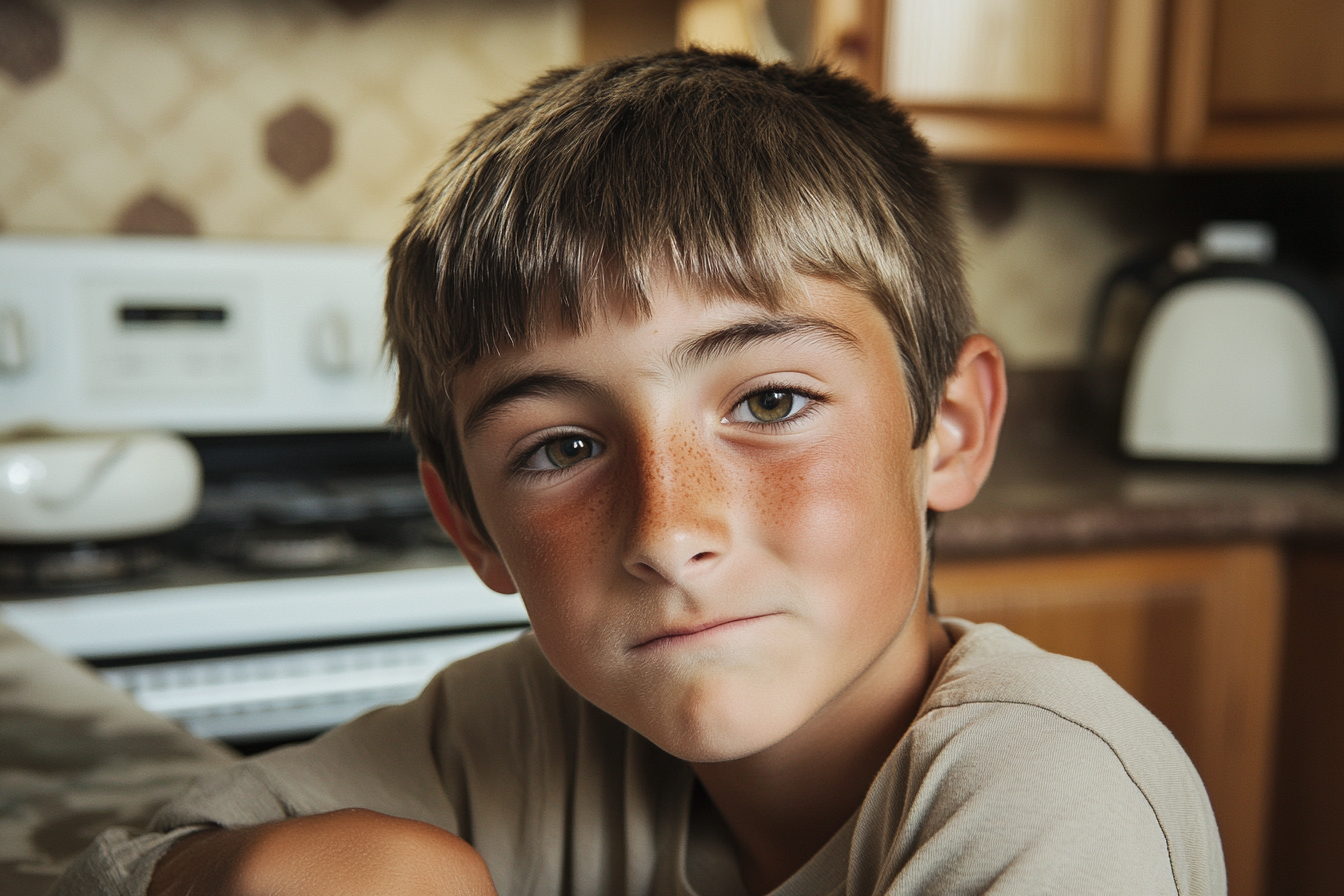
<box><xmin>56</xmin><ymin>620</ymin><xmax>1225</xmax><ymax>896</ymax></box>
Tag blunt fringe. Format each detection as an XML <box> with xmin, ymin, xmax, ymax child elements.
<box><xmin>386</xmin><ymin>48</ymin><xmax>975</xmax><ymax>541</ymax></box>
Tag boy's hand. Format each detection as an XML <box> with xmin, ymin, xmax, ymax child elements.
<box><xmin>148</xmin><ymin>808</ymin><xmax>498</xmax><ymax>896</ymax></box>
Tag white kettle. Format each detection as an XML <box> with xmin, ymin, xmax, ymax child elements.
<box><xmin>1120</xmin><ymin>223</ymin><xmax>1341</xmax><ymax>464</ymax></box>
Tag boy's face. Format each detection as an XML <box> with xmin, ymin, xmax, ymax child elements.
<box><xmin>445</xmin><ymin>277</ymin><xmax>940</xmax><ymax>763</ymax></box>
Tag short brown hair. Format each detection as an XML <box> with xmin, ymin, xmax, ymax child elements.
<box><xmin>386</xmin><ymin>48</ymin><xmax>974</xmax><ymax>541</ymax></box>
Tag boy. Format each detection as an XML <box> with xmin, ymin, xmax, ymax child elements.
<box><xmin>58</xmin><ymin>49</ymin><xmax>1223</xmax><ymax>895</ymax></box>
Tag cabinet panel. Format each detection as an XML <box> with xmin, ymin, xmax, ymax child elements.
<box><xmin>881</xmin><ymin>0</ymin><xmax>1165</xmax><ymax>164</ymax></box>
<box><xmin>1267</xmin><ymin>545</ymin><xmax>1344</xmax><ymax>896</ymax></box>
<box><xmin>933</xmin><ymin>542</ymin><xmax>1285</xmax><ymax>896</ymax></box>
<box><xmin>886</xmin><ymin>0</ymin><xmax>1106</xmax><ymax>113</ymax></box>
<box><xmin>667</xmin><ymin>0</ymin><xmax>1344</xmax><ymax>165</ymax></box>
<box><xmin>1209</xmin><ymin>0</ymin><xmax>1344</xmax><ymax>115</ymax></box>
<box><xmin>581</xmin><ymin>0</ymin><xmax>679</xmax><ymax>64</ymax></box>
<box><xmin>1166</xmin><ymin>0</ymin><xmax>1344</xmax><ymax>164</ymax></box>
<box><xmin>813</xmin><ymin>0</ymin><xmax>887</xmax><ymax>92</ymax></box>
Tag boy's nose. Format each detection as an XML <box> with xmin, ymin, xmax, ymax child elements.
<box><xmin>620</xmin><ymin>431</ymin><xmax>730</xmax><ymax>586</ymax></box>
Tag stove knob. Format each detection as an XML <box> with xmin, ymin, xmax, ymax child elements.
<box><xmin>0</xmin><ymin>306</ymin><xmax>28</xmax><ymax>374</ymax></box>
<box><xmin>310</xmin><ymin>308</ymin><xmax>353</xmax><ymax>375</ymax></box>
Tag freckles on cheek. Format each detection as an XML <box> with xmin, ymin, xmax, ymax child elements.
<box><xmin>746</xmin><ymin>442</ymin><xmax>856</xmax><ymax>552</ymax></box>
<box><xmin>751</xmin><ymin>430</ymin><xmax>879</xmax><ymax>526</ymax></box>
<box><xmin>747</xmin><ymin>420</ymin><xmax>922</xmax><ymax>568</ymax></box>
<box><xmin>502</xmin><ymin>481</ymin><xmax>617</xmax><ymax>596</ymax></box>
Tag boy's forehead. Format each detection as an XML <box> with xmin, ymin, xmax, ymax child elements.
<box><xmin>448</xmin><ymin>275</ymin><xmax>897</xmax><ymax>416</ymax></box>
<box><xmin>471</xmin><ymin>274</ymin><xmax>870</xmax><ymax>363</ymax></box>
<box><xmin>580</xmin><ymin>272</ymin><xmax>882</xmax><ymax>340</ymax></box>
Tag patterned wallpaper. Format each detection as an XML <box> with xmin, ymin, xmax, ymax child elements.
<box><xmin>0</xmin><ymin>0</ymin><xmax>578</xmax><ymax>244</ymax></box>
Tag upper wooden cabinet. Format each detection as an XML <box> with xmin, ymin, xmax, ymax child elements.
<box><xmin>660</xmin><ymin>0</ymin><xmax>1344</xmax><ymax>166</ymax></box>
<box><xmin>1165</xmin><ymin>0</ymin><xmax>1344</xmax><ymax>165</ymax></box>
<box><xmin>873</xmin><ymin>0</ymin><xmax>1164</xmax><ymax>165</ymax></box>
<box><xmin>841</xmin><ymin>0</ymin><xmax>1344</xmax><ymax>167</ymax></box>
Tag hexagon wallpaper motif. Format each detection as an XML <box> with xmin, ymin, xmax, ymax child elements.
<box><xmin>0</xmin><ymin>0</ymin><xmax>578</xmax><ymax>243</ymax></box>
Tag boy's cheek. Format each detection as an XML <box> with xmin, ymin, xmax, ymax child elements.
<box><xmin>746</xmin><ymin>421</ymin><xmax>923</xmax><ymax>552</ymax></box>
<box><xmin>480</xmin><ymin>478</ymin><xmax>617</xmax><ymax>579</ymax></box>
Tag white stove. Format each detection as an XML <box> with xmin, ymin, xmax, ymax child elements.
<box><xmin>0</xmin><ymin>236</ymin><xmax>529</xmax><ymax>746</ymax></box>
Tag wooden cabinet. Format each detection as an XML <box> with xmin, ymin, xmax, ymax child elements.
<box><xmin>866</xmin><ymin>0</ymin><xmax>1165</xmax><ymax>164</ymax></box>
<box><xmin>1268</xmin><ymin>544</ymin><xmax>1344</xmax><ymax>896</ymax></box>
<box><xmin>589</xmin><ymin>0</ymin><xmax>1344</xmax><ymax>165</ymax></box>
<box><xmin>1165</xmin><ymin>0</ymin><xmax>1344</xmax><ymax>164</ymax></box>
<box><xmin>816</xmin><ymin>0</ymin><xmax>1344</xmax><ymax>166</ymax></box>
<box><xmin>581</xmin><ymin>0</ymin><xmax>679</xmax><ymax>65</ymax></box>
<box><xmin>933</xmin><ymin>542</ymin><xmax>1284</xmax><ymax>896</ymax></box>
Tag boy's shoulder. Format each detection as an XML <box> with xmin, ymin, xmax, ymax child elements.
<box><xmin>922</xmin><ymin>618</ymin><xmax>1160</xmax><ymax>724</ymax></box>
<box><xmin>867</xmin><ymin>619</ymin><xmax>1224</xmax><ymax>896</ymax></box>
<box><xmin>917</xmin><ymin>619</ymin><xmax>1193</xmax><ymax>778</ymax></box>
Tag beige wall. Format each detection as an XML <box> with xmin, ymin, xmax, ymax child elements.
<box><xmin>0</xmin><ymin>0</ymin><xmax>578</xmax><ymax>244</ymax></box>
<box><xmin>946</xmin><ymin>163</ymin><xmax>1344</xmax><ymax>369</ymax></box>
<box><xmin>949</xmin><ymin>167</ymin><xmax>1145</xmax><ymax>369</ymax></box>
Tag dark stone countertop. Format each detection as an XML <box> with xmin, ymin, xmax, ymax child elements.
<box><xmin>935</xmin><ymin>369</ymin><xmax>1344</xmax><ymax>558</ymax></box>
<box><xmin>0</xmin><ymin>624</ymin><xmax>236</xmax><ymax>895</ymax></box>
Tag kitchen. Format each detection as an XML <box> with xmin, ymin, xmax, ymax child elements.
<box><xmin>2</xmin><ymin>1</ymin><xmax>1343</xmax><ymax>895</ymax></box>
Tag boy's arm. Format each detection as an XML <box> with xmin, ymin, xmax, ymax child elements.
<box><xmin>147</xmin><ymin>810</ymin><xmax>497</xmax><ymax>896</ymax></box>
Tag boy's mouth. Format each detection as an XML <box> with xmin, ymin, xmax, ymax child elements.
<box><xmin>632</xmin><ymin>614</ymin><xmax>779</xmax><ymax>651</ymax></box>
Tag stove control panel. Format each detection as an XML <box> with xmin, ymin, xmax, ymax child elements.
<box><xmin>0</xmin><ymin>236</ymin><xmax>394</xmax><ymax>434</ymax></box>
<box><xmin>85</xmin><ymin>279</ymin><xmax>260</xmax><ymax>399</ymax></box>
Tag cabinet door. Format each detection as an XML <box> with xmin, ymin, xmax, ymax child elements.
<box><xmin>873</xmin><ymin>0</ymin><xmax>1165</xmax><ymax>164</ymax></box>
<box><xmin>1268</xmin><ymin>544</ymin><xmax>1344</xmax><ymax>896</ymax></box>
<box><xmin>932</xmin><ymin>542</ymin><xmax>1284</xmax><ymax>896</ymax></box>
<box><xmin>581</xmin><ymin>0</ymin><xmax>679</xmax><ymax>63</ymax></box>
<box><xmin>1166</xmin><ymin>0</ymin><xmax>1344</xmax><ymax>165</ymax></box>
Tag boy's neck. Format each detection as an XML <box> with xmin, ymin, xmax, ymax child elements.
<box><xmin>691</xmin><ymin>611</ymin><xmax>952</xmax><ymax>896</ymax></box>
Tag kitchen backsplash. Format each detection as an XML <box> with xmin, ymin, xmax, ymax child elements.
<box><xmin>948</xmin><ymin>167</ymin><xmax>1146</xmax><ymax>368</ymax></box>
<box><xmin>947</xmin><ymin>164</ymin><xmax>1344</xmax><ymax>367</ymax></box>
<box><xmin>2</xmin><ymin>1</ymin><xmax>1340</xmax><ymax>368</ymax></box>
<box><xmin>0</xmin><ymin>0</ymin><xmax>578</xmax><ymax>244</ymax></box>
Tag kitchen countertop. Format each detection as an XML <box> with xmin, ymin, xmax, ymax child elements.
<box><xmin>0</xmin><ymin>624</ymin><xmax>235</xmax><ymax>895</ymax></box>
<box><xmin>935</xmin><ymin>369</ymin><xmax>1344</xmax><ymax>557</ymax></box>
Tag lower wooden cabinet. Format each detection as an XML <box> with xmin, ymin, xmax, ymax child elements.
<box><xmin>933</xmin><ymin>542</ymin><xmax>1285</xmax><ymax>896</ymax></box>
<box><xmin>1268</xmin><ymin>544</ymin><xmax>1344</xmax><ymax>896</ymax></box>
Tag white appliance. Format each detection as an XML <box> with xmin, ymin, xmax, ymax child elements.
<box><xmin>0</xmin><ymin>235</ymin><xmax>395</xmax><ymax>433</ymax></box>
<box><xmin>1</xmin><ymin>431</ymin><xmax>202</xmax><ymax>542</ymax></box>
<box><xmin>1120</xmin><ymin>224</ymin><xmax>1342</xmax><ymax>464</ymax></box>
<box><xmin>0</xmin><ymin>236</ymin><xmax>530</xmax><ymax>746</ymax></box>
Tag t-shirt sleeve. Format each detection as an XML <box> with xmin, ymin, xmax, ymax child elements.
<box><xmin>845</xmin><ymin>636</ymin><xmax>1225</xmax><ymax>896</ymax></box>
<box><xmin>48</xmin><ymin>635</ymin><xmax>536</xmax><ymax>896</ymax></box>
<box><xmin>865</xmin><ymin>702</ymin><xmax>1184</xmax><ymax>895</ymax></box>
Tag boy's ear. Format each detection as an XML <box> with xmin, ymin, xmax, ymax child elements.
<box><xmin>419</xmin><ymin>460</ymin><xmax>518</xmax><ymax>595</ymax></box>
<box><xmin>925</xmin><ymin>335</ymin><xmax>1008</xmax><ymax>513</ymax></box>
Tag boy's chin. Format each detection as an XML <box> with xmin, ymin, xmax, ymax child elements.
<box><xmin>624</xmin><ymin>699</ymin><xmax>802</xmax><ymax>765</ymax></box>
<box><xmin>650</xmin><ymin>731</ymin><xmax>765</xmax><ymax>765</ymax></box>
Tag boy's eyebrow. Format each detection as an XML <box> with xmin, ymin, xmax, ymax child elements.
<box><xmin>461</xmin><ymin>372</ymin><xmax>605</xmax><ymax>439</ymax></box>
<box><xmin>460</xmin><ymin>316</ymin><xmax>860</xmax><ymax>439</ymax></box>
<box><xmin>671</xmin><ymin>315</ymin><xmax>861</xmax><ymax>371</ymax></box>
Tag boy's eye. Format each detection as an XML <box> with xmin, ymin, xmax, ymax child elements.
<box><xmin>523</xmin><ymin>435</ymin><xmax>602</xmax><ymax>471</ymax></box>
<box><xmin>725</xmin><ymin>390</ymin><xmax>813</xmax><ymax>425</ymax></box>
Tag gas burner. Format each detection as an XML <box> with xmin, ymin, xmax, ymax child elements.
<box><xmin>196</xmin><ymin>476</ymin><xmax>430</xmax><ymax>528</ymax></box>
<box><xmin>0</xmin><ymin>541</ymin><xmax>164</xmax><ymax>593</ymax></box>
<box><xmin>216</xmin><ymin>527</ymin><xmax>365</xmax><ymax>573</ymax></box>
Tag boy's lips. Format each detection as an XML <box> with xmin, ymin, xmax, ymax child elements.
<box><xmin>631</xmin><ymin>613</ymin><xmax>779</xmax><ymax>650</ymax></box>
